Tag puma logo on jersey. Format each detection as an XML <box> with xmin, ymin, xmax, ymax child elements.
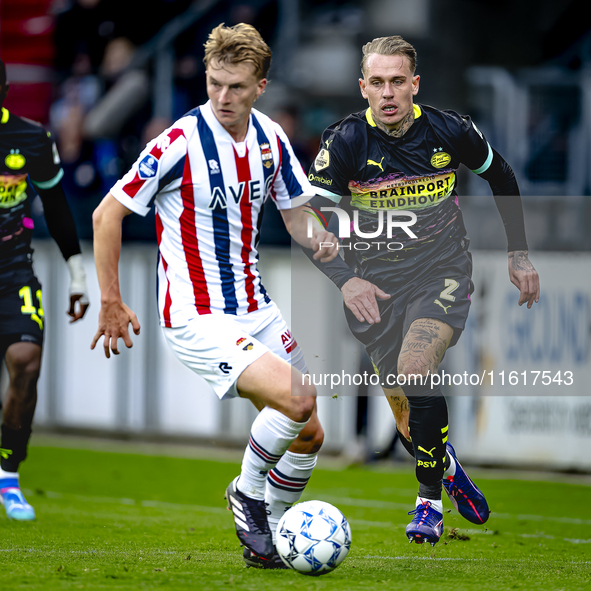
<box><xmin>434</xmin><ymin>299</ymin><xmax>451</xmax><ymax>314</ymax></box>
<box><xmin>324</xmin><ymin>139</ymin><xmax>333</xmax><ymax>149</ymax></box>
<box><xmin>418</xmin><ymin>446</ymin><xmax>437</xmax><ymax>458</ymax></box>
<box><xmin>367</xmin><ymin>156</ymin><xmax>385</xmax><ymax>172</ymax></box>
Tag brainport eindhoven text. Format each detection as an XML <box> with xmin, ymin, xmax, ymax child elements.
<box><xmin>302</xmin><ymin>370</ymin><xmax>574</xmax><ymax>389</ymax></box>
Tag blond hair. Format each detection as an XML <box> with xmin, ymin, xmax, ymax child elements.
<box><xmin>203</xmin><ymin>23</ymin><xmax>272</xmax><ymax>80</ymax></box>
<box><xmin>361</xmin><ymin>35</ymin><xmax>417</xmax><ymax>76</ymax></box>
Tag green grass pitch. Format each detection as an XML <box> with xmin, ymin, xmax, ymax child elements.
<box><xmin>1</xmin><ymin>436</ymin><xmax>590</xmax><ymax>590</ymax></box>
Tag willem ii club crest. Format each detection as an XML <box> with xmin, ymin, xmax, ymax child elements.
<box><xmin>260</xmin><ymin>143</ymin><xmax>273</xmax><ymax>169</ymax></box>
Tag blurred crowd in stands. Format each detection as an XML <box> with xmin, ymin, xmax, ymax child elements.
<box><xmin>3</xmin><ymin>0</ymin><xmax>590</xmax><ymax>248</ymax></box>
<box><xmin>2</xmin><ymin>0</ymin><xmax>304</xmax><ymax>243</ymax></box>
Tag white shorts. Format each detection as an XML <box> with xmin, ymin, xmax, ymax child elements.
<box><xmin>162</xmin><ymin>301</ymin><xmax>307</xmax><ymax>400</ymax></box>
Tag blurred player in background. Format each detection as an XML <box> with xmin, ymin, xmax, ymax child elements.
<box><xmin>0</xmin><ymin>59</ymin><xmax>90</xmax><ymax>521</ymax></box>
<box><xmin>91</xmin><ymin>23</ymin><xmax>337</xmax><ymax>568</ymax></box>
<box><xmin>306</xmin><ymin>35</ymin><xmax>540</xmax><ymax>545</ymax></box>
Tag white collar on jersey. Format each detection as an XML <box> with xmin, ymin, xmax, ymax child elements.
<box><xmin>201</xmin><ymin>100</ymin><xmax>258</xmax><ymax>157</ymax></box>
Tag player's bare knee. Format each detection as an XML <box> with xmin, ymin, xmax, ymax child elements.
<box><xmin>296</xmin><ymin>395</ymin><xmax>316</xmax><ymax>423</ymax></box>
<box><xmin>294</xmin><ymin>421</ymin><xmax>324</xmax><ymax>453</ymax></box>
<box><xmin>284</xmin><ymin>395</ymin><xmax>316</xmax><ymax>423</ymax></box>
<box><xmin>307</xmin><ymin>424</ymin><xmax>324</xmax><ymax>453</ymax></box>
<box><xmin>290</xmin><ymin>378</ymin><xmax>316</xmax><ymax>399</ymax></box>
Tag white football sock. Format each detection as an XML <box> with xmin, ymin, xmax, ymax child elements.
<box><xmin>417</xmin><ymin>496</ymin><xmax>443</xmax><ymax>514</ymax></box>
<box><xmin>0</xmin><ymin>467</ymin><xmax>18</xmax><ymax>480</ymax></box>
<box><xmin>237</xmin><ymin>407</ymin><xmax>308</xmax><ymax>500</ymax></box>
<box><xmin>443</xmin><ymin>452</ymin><xmax>457</xmax><ymax>479</ymax></box>
<box><xmin>266</xmin><ymin>451</ymin><xmax>318</xmax><ymax>543</ymax></box>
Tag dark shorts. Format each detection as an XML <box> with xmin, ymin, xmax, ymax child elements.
<box><xmin>345</xmin><ymin>249</ymin><xmax>473</xmax><ymax>386</ymax></box>
<box><xmin>0</xmin><ymin>265</ymin><xmax>44</xmax><ymax>355</ymax></box>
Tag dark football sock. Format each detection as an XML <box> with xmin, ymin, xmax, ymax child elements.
<box><xmin>418</xmin><ymin>481</ymin><xmax>443</xmax><ymax>501</ymax></box>
<box><xmin>0</xmin><ymin>424</ymin><xmax>32</xmax><ymax>473</ymax></box>
<box><xmin>396</xmin><ymin>428</ymin><xmax>415</xmax><ymax>457</ymax></box>
<box><xmin>403</xmin><ymin>383</ymin><xmax>449</xmax><ymax>490</ymax></box>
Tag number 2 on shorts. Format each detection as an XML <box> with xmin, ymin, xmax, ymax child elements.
<box><xmin>439</xmin><ymin>278</ymin><xmax>459</xmax><ymax>302</ymax></box>
<box><xmin>19</xmin><ymin>286</ymin><xmax>44</xmax><ymax>330</ymax></box>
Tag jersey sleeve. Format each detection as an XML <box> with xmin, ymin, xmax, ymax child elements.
<box><xmin>110</xmin><ymin>127</ymin><xmax>188</xmax><ymax>216</ymax></box>
<box><xmin>28</xmin><ymin>130</ymin><xmax>64</xmax><ymax>190</ymax></box>
<box><xmin>307</xmin><ymin>128</ymin><xmax>351</xmax><ymax>204</ymax></box>
<box><xmin>269</xmin><ymin>123</ymin><xmax>315</xmax><ymax>210</ymax></box>
<box><xmin>449</xmin><ymin>113</ymin><xmax>494</xmax><ymax>175</ymax></box>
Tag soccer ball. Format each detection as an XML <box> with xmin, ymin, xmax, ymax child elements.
<box><xmin>275</xmin><ymin>500</ymin><xmax>352</xmax><ymax>575</ymax></box>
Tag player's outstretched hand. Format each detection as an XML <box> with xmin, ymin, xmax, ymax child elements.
<box><xmin>310</xmin><ymin>229</ymin><xmax>340</xmax><ymax>262</ymax></box>
<box><xmin>91</xmin><ymin>300</ymin><xmax>141</xmax><ymax>358</ymax></box>
<box><xmin>68</xmin><ymin>293</ymin><xmax>90</xmax><ymax>323</ymax></box>
<box><xmin>508</xmin><ymin>250</ymin><xmax>540</xmax><ymax>309</ymax></box>
<box><xmin>341</xmin><ymin>277</ymin><xmax>390</xmax><ymax>324</ymax></box>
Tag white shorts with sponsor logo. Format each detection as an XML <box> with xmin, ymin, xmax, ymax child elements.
<box><xmin>162</xmin><ymin>301</ymin><xmax>307</xmax><ymax>400</ymax></box>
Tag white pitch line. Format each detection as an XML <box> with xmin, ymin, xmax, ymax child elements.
<box><xmin>23</xmin><ymin>489</ymin><xmax>591</xmax><ymax>530</ymax></box>
<box><xmin>365</xmin><ymin>555</ymin><xmax>476</xmax><ymax>562</ymax></box>
<box><xmin>363</xmin><ymin>555</ymin><xmax>591</xmax><ymax>565</ymax></box>
<box><xmin>321</xmin><ymin>494</ymin><xmax>591</xmax><ymax>526</ymax></box>
<box><xmin>22</xmin><ymin>489</ymin><xmax>227</xmax><ymax>515</ymax></box>
<box><xmin>11</xmin><ymin>488</ymin><xmax>591</xmax><ymax>553</ymax></box>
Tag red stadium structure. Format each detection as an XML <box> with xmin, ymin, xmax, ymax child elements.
<box><xmin>0</xmin><ymin>0</ymin><xmax>55</xmax><ymax>123</ymax></box>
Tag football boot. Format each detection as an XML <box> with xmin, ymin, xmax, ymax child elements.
<box><xmin>443</xmin><ymin>443</ymin><xmax>490</xmax><ymax>524</ymax></box>
<box><xmin>225</xmin><ymin>477</ymin><xmax>274</xmax><ymax>558</ymax></box>
<box><xmin>406</xmin><ymin>500</ymin><xmax>443</xmax><ymax>546</ymax></box>
<box><xmin>0</xmin><ymin>478</ymin><xmax>35</xmax><ymax>521</ymax></box>
<box><xmin>242</xmin><ymin>547</ymin><xmax>288</xmax><ymax>569</ymax></box>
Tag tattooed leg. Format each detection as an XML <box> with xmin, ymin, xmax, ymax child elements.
<box><xmin>381</xmin><ymin>318</ymin><xmax>452</xmax><ymax>445</ymax></box>
<box><xmin>384</xmin><ymin>387</ymin><xmax>410</xmax><ymax>439</ymax></box>
<box><xmin>383</xmin><ymin>386</ymin><xmax>416</xmax><ymax>459</ymax></box>
<box><xmin>398</xmin><ymin>317</ymin><xmax>453</xmax><ymax>380</ymax></box>
<box><xmin>397</xmin><ymin>318</ymin><xmax>453</xmax><ymax>489</ymax></box>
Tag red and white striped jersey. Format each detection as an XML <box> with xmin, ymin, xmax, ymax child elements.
<box><xmin>110</xmin><ymin>101</ymin><xmax>314</xmax><ymax>327</ymax></box>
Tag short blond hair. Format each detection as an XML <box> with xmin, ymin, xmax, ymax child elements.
<box><xmin>203</xmin><ymin>23</ymin><xmax>272</xmax><ymax>80</ymax></box>
<box><xmin>361</xmin><ymin>35</ymin><xmax>417</xmax><ymax>76</ymax></box>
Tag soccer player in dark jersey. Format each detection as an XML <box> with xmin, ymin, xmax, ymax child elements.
<box><xmin>0</xmin><ymin>60</ymin><xmax>89</xmax><ymax>520</ymax></box>
<box><xmin>305</xmin><ymin>36</ymin><xmax>540</xmax><ymax>545</ymax></box>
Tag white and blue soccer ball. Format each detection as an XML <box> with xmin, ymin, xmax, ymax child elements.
<box><xmin>275</xmin><ymin>500</ymin><xmax>352</xmax><ymax>575</ymax></box>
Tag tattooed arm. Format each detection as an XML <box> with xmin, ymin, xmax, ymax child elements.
<box><xmin>508</xmin><ymin>250</ymin><xmax>540</xmax><ymax>309</ymax></box>
<box><xmin>473</xmin><ymin>148</ymin><xmax>540</xmax><ymax>308</ymax></box>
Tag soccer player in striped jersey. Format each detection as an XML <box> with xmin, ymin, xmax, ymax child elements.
<box><xmin>91</xmin><ymin>23</ymin><xmax>337</xmax><ymax>568</ymax></box>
